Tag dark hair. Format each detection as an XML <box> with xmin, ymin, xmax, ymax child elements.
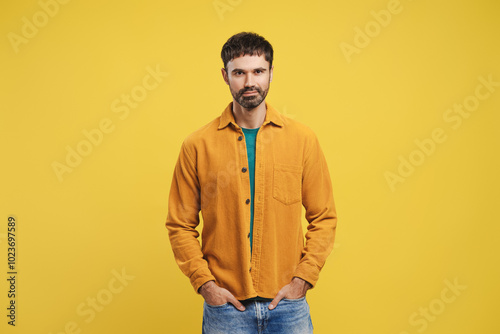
<box><xmin>221</xmin><ymin>32</ymin><xmax>273</xmax><ymax>70</ymax></box>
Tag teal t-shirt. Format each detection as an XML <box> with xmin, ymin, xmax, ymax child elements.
<box><xmin>241</xmin><ymin>127</ymin><xmax>272</xmax><ymax>302</ymax></box>
<box><xmin>241</xmin><ymin>127</ymin><xmax>259</xmax><ymax>255</ymax></box>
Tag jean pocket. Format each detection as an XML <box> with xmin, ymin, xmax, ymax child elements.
<box><xmin>282</xmin><ymin>296</ymin><xmax>306</xmax><ymax>302</ymax></box>
<box><xmin>273</xmin><ymin>163</ymin><xmax>302</xmax><ymax>205</ymax></box>
<box><xmin>205</xmin><ymin>301</ymin><xmax>229</xmax><ymax>308</ymax></box>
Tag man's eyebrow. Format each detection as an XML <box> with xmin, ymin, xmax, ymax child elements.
<box><xmin>231</xmin><ymin>67</ymin><xmax>267</xmax><ymax>73</ymax></box>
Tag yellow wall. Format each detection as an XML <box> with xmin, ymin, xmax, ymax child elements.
<box><xmin>1</xmin><ymin>0</ymin><xmax>499</xmax><ymax>333</ymax></box>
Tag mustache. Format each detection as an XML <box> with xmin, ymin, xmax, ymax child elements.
<box><xmin>240</xmin><ymin>87</ymin><xmax>260</xmax><ymax>94</ymax></box>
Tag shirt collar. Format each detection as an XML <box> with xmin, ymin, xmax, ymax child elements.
<box><xmin>218</xmin><ymin>101</ymin><xmax>284</xmax><ymax>130</ymax></box>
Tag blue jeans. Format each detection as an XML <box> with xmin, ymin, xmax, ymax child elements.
<box><xmin>202</xmin><ymin>297</ymin><xmax>314</xmax><ymax>334</ymax></box>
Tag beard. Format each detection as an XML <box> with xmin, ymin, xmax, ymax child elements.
<box><xmin>232</xmin><ymin>85</ymin><xmax>269</xmax><ymax>109</ymax></box>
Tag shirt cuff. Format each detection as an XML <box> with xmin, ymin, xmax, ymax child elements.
<box><xmin>190</xmin><ymin>267</ymin><xmax>217</xmax><ymax>294</ymax></box>
<box><xmin>293</xmin><ymin>264</ymin><xmax>320</xmax><ymax>289</ymax></box>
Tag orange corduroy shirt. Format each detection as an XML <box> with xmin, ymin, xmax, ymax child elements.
<box><xmin>165</xmin><ymin>101</ymin><xmax>337</xmax><ymax>301</ymax></box>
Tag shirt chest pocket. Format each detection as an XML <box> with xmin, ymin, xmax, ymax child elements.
<box><xmin>273</xmin><ymin>163</ymin><xmax>303</xmax><ymax>205</ymax></box>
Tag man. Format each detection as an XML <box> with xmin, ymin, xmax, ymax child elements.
<box><xmin>165</xmin><ymin>31</ymin><xmax>337</xmax><ymax>333</ymax></box>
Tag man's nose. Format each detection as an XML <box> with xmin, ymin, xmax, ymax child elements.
<box><xmin>244</xmin><ymin>73</ymin><xmax>254</xmax><ymax>87</ymax></box>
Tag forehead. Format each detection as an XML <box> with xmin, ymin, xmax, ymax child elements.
<box><xmin>226</xmin><ymin>54</ymin><xmax>270</xmax><ymax>70</ymax></box>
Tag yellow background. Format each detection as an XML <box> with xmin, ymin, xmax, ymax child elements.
<box><xmin>1</xmin><ymin>0</ymin><xmax>499</xmax><ymax>333</ymax></box>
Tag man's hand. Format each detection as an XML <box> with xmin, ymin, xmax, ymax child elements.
<box><xmin>199</xmin><ymin>281</ymin><xmax>246</xmax><ymax>311</ymax></box>
<box><xmin>268</xmin><ymin>277</ymin><xmax>312</xmax><ymax>310</ymax></box>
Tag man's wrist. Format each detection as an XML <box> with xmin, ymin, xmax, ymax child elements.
<box><xmin>198</xmin><ymin>280</ymin><xmax>215</xmax><ymax>294</ymax></box>
<box><xmin>293</xmin><ymin>277</ymin><xmax>312</xmax><ymax>289</ymax></box>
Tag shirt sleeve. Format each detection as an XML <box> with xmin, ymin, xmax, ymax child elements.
<box><xmin>165</xmin><ymin>139</ymin><xmax>216</xmax><ymax>294</ymax></box>
<box><xmin>293</xmin><ymin>131</ymin><xmax>338</xmax><ymax>288</ymax></box>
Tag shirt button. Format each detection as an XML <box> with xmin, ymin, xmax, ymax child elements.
<box><xmin>249</xmin><ymin>267</ymin><xmax>252</xmax><ymax>273</ymax></box>
<box><xmin>245</xmin><ymin>198</ymin><xmax>250</xmax><ymax>204</ymax></box>
<box><xmin>242</xmin><ymin>167</ymin><xmax>247</xmax><ymax>173</ymax></box>
<box><xmin>247</xmin><ymin>232</ymin><xmax>250</xmax><ymax>238</ymax></box>
<box><xmin>238</xmin><ymin>136</ymin><xmax>243</xmax><ymax>141</ymax></box>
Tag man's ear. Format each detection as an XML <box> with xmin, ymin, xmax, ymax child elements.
<box><xmin>270</xmin><ymin>65</ymin><xmax>274</xmax><ymax>82</ymax></box>
<box><xmin>221</xmin><ymin>67</ymin><xmax>229</xmax><ymax>85</ymax></box>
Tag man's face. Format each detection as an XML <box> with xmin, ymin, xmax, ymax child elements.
<box><xmin>222</xmin><ymin>54</ymin><xmax>273</xmax><ymax>110</ymax></box>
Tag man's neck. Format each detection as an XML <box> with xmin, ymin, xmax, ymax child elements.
<box><xmin>232</xmin><ymin>100</ymin><xmax>267</xmax><ymax>129</ymax></box>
